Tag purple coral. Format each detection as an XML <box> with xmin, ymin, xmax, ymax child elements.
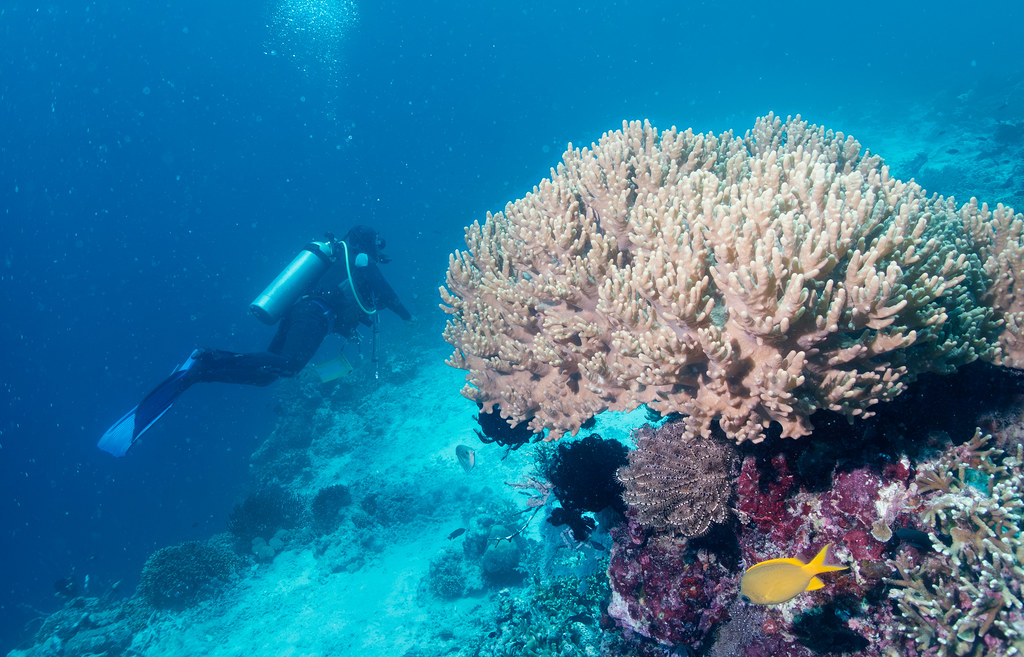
<box><xmin>606</xmin><ymin>522</ymin><xmax>736</xmax><ymax>648</ymax></box>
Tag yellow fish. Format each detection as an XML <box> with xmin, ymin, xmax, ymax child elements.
<box><xmin>739</xmin><ymin>544</ymin><xmax>847</xmax><ymax>605</ymax></box>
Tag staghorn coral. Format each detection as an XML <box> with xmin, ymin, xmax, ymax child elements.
<box><xmin>441</xmin><ymin>113</ymin><xmax>1024</xmax><ymax>443</ymax></box>
<box><xmin>618</xmin><ymin>419</ymin><xmax>737</xmax><ymax>537</ymax></box>
<box><xmin>959</xmin><ymin>198</ymin><xmax>1024</xmax><ymax>369</ymax></box>
<box><xmin>888</xmin><ymin>429</ymin><xmax>1024</xmax><ymax>656</ymax></box>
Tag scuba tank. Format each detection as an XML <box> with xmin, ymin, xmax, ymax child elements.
<box><xmin>249</xmin><ymin>240</ymin><xmax>335</xmax><ymax>324</ymax></box>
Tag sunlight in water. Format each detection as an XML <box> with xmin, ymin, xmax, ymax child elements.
<box><xmin>267</xmin><ymin>0</ymin><xmax>358</xmax><ymax>75</ymax></box>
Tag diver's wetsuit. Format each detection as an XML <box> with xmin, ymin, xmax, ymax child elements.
<box><xmin>187</xmin><ymin>230</ymin><xmax>411</xmax><ymax>387</ymax></box>
<box><xmin>97</xmin><ymin>226</ymin><xmax>411</xmax><ymax>457</ymax></box>
<box><xmin>190</xmin><ymin>298</ymin><xmax>333</xmax><ymax>386</ymax></box>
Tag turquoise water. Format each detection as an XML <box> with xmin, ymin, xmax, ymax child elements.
<box><xmin>2</xmin><ymin>0</ymin><xmax>1022</xmax><ymax>654</ymax></box>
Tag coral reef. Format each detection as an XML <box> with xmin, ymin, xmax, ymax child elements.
<box><xmin>606</xmin><ymin>523</ymin><xmax>736</xmax><ymax>648</ymax></box>
<box><xmin>250</xmin><ymin>528</ymin><xmax>292</xmax><ymax>562</ymax></box>
<box><xmin>547</xmin><ymin>434</ymin><xmax>629</xmax><ymax>515</ymax></box>
<box><xmin>423</xmin><ymin>500</ymin><xmax>530</xmax><ymax>600</ymax></box>
<box><xmin>6</xmin><ymin>596</ymin><xmax>150</xmax><ymax>657</ymax></box>
<box><xmin>441</xmin><ymin>114</ymin><xmax>1024</xmax><ymax>442</ymax></box>
<box><xmin>604</xmin><ymin>415</ymin><xmax>922</xmax><ymax>654</ymax></box>
<box><xmin>426</xmin><ymin>545</ymin><xmax>482</xmax><ymax>599</ymax></box>
<box><xmin>888</xmin><ymin>429</ymin><xmax>1024</xmax><ymax>656</ymax></box>
<box><xmin>358</xmin><ymin>477</ymin><xmax>427</xmax><ymax>526</ymax></box>
<box><xmin>479</xmin><ymin>526</ymin><xmax>524</xmax><ymax>585</ymax></box>
<box><xmin>227</xmin><ymin>485</ymin><xmax>303</xmax><ymax>543</ymax></box>
<box><xmin>137</xmin><ymin>539</ymin><xmax>240</xmax><ymax>610</ymax></box>
<box><xmin>734</xmin><ymin>450</ymin><xmax>914</xmax><ymax>564</ymax></box>
<box><xmin>598</xmin><ymin>356</ymin><xmax>1024</xmax><ymax>656</ymax></box>
<box><xmin>310</xmin><ymin>483</ymin><xmax>352</xmax><ymax>533</ymax></box>
<box><xmin>618</xmin><ymin>421</ymin><xmax>737</xmax><ymax>537</ymax></box>
<box><xmin>480</xmin><ymin>577</ymin><xmax>610</xmax><ymax>657</ymax></box>
<box><xmin>463</xmin><ymin>525</ymin><xmax>636</xmax><ymax>657</ymax></box>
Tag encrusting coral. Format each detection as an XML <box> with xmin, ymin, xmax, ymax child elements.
<box><xmin>441</xmin><ymin>114</ymin><xmax>1024</xmax><ymax>443</ymax></box>
<box><xmin>888</xmin><ymin>428</ymin><xmax>1024</xmax><ymax>656</ymax></box>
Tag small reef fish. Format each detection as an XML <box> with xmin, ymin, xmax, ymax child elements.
<box><xmin>455</xmin><ymin>444</ymin><xmax>476</xmax><ymax>472</ymax></box>
<box><xmin>447</xmin><ymin>528</ymin><xmax>466</xmax><ymax>540</ymax></box>
<box><xmin>893</xmin><ymin>527</ymin><xmax>942</xmax><ymax>552</ymax></box>
<box><xmin>740</xmin><ymin>544</ymin><xmax>847</xmax><ymax>605</ymax></box>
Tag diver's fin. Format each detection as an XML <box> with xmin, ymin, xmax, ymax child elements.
<box><xmin>97</xmin><ymin>406</ymin><xmax>141</xmax><ymax>457</ymax></box>
<box><xmin>98</xmin><ymin>350</ymin><xmax>203</xmax><ymax>457</ymax></box>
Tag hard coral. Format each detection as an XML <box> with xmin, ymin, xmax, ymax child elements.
<box><xmin>311</xmin><ymin>483</ymin><xmax>352</xmax><ymax>533</ymax></box>
<box><xmin>137</xmin><ymin>540</ymin><xmax>239</xmax><ymax>610</ymax></box>
<box><xmin>480</xmin><ymin>526</ymin><xmax>524</xmax><ymax>585</ymax></box>
<box><xmin>442</xmin><ymin>114</ymin><xmax>1023</xmax><ymax>443</ymax></box>
<box><xmin>888</xmin><ymin>429</ymin><xmax>1024</xmax><ymax>656</ymax></box>
<box><xmin>426</xmin><ymin>545</ymin><xmax>477</xmax><ymax>599</ymax></box>
<box><xmin>471</xmin><ymin>574</ymin><xmax>618</xmax><ymax>657</ymax></box>
<box><xmin>227</xmin><ymin>485</ymin><xmax>302</xmax><ymax>542</ymax></box>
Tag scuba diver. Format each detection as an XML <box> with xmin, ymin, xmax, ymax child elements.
<box><xmin>98</xmin><ymin>225</ymin><xmax>412</xmax><ymax>457</ymax></box>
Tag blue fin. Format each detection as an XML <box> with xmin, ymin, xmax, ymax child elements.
<box><xmin>97</xmin><ymin>405</ymin><xmax>141</xmax><ymax>457</ymax></box>
<box><xmin>98</xmin><ymin>350</ymin><xmax>202</xmax><ymax>456</ymax></box>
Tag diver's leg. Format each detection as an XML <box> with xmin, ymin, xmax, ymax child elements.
<box><xmin>267</xmin><ymin>298</ymin><xmax>332</xmax><ymax>366</ymax></box>
<box><xmin>99</xmin><ymin>300</ymin><xmax>331</xmax><ymax>455</ymax></box>
<box><xmin>98</xmin><ymin>349</ymin><xmax>208</xmax><ymax>456</ymax></box>
<box><xmin>191</xmin><ymin>299</ymin><xmax>331</xmax><ymax>386</ymax></box>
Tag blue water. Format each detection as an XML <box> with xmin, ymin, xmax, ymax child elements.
<box><xmin>1</xmin><ymin>0</ymin><xmax>1021</xmax><ymax>651</ymax></box>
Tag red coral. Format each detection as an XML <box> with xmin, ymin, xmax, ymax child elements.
<box><xmin>612</xmin><ymin>434</ymin><xmax>925</xmax><ymax>655</ymax></box>
<box><xmin>824</xmin><ymin>470</ymin><xmax>881</xmax><ymax>520</ymax></box>
<box><xmin>841</xmin><ymin>529</ymin><xmax>884</xmax><ymax>562</ymax></box>
<box><xmin>607</xmin><ymin>527</ymin><xmax>736</xmax><ymax>647</ymax></box>
<box><xmin>735</xmin><ymin>454</ymin><xmax>796</xmax><ymax>534</ymax></box>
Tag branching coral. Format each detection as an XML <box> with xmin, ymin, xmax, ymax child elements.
<box><xmin>227</xmin><ymin>485</ymin><xmax>303</xmax><ymax>542</ymax></box>
<box><xmin>310</xmin><ymin>483</ymin><xmax>352</xmax><ymax>533</ymax></box>
<box><xmin>441</xmin><ymin>114</ymin><xmax>1023</xmax><ymax>443</ymax></box>
<box><xmin>889</xmin><ymin>429</ymin><xmax>1024</xmax><ymax>656</ymax></box>
<box><xmin>137</xmin><ymin>540</ymin><xmax>239</xmax><ymax>610</ymax></box>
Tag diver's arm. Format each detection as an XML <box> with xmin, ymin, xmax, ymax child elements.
<box><xmin>365</xmin><ymin>265</ymin><xmax>412</xmax><ymax>321</ymax></box>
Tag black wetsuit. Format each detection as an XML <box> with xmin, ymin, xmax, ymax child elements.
<box><xmin>190</xmin><ymin>248</ymin><xmax>411</xmax><ymax>387</ymax></box>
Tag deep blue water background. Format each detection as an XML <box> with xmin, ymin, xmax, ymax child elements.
<box><xmin>1</xmin><ymin>0</ymin><xmax>1021</xmax><ymax>650</ymax></box>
